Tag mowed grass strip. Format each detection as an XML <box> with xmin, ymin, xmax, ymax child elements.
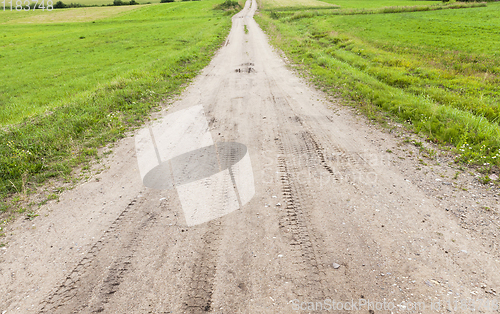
<box><xmin>0</xmin><ymin>1</ymin><xmax>237</xmax><ymax>214</ymax></box>
<box><xmin>256</xmin><ymin>2</ymin><xmax>500</xmax><ymax>166</ymax></box>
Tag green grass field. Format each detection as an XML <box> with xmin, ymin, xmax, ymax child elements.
<box><xmin>0</xmin><ymin>1</ymin><xmax>237</xmax><ymax>213</ymax></box>
<box><xmin>258</xmin><ymin>0</ymin><xmax>437</xmax><ymax>9</ymax></box>
<box><xmin>257</xmin><ymin>0</ymin><xmax>337</xmax><ymax>10</ymax></box>
<box><xmin>1</xmin><ymin>5</ymin><xmax>140</xmax><ymax>23</ymax></box>
<box><xmin>70</xmin><ymin>0</ymin><xmax>161</xmax><ymax>5</ymax></box>
<box><xmin>257</xmin><ymin>1</ymin><xmax>500</xmax><ymax>168</ymax></box>
<box><xmin>0</xmin><ymin>3</ymin><xmax>229</xmax><ymax>125</ymax></box>
<box><xmin>64</xmin><ymin>0</ymin><xmax>160</xmax><ymax>5</ymax></box>
<box><xmin>322</xmin><ymin>0</ymin><xmax>443</xmax><ymax>8</ymax></box>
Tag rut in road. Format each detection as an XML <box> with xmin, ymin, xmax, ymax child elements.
<box><xmin>39</xmin><ymin>194</ymin><xmax>159</xmax><ymax>313</ymax></box>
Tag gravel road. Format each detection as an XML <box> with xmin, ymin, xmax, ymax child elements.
<box><xmin>1</xmin><ymin>0</ymin><xmax>500</xmax><ymax>313</ymax></box>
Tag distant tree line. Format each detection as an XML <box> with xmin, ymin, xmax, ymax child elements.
<box><xmin>53</xmin><ymin>1</ymin><xmax>86</xmax><ymax>7</ymax></box>
<box><xmin>112</xmin><ymin>0</ymin><xmax>138</xmax><ymax>5</ymax></box>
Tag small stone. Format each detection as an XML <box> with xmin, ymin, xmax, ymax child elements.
<box><xmin>276</xmin><ymin>203</ymin><xmax>281</xmax><ymax>207</ymax></box>
<box><xmin>332</xmin><ymin>263</ymin><xmax>341</xmax><ymax>269</ymax></box>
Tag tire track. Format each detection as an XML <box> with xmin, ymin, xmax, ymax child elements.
<box><xmin>301</xmin><ymin>129</ymin><xmax>374</xmax><ymax>185</ymax></box>
<box><xmin>266</xmin><ymin>86</ymin><xmax>331</xmax><ymax>300</ymax></box>
<box><xmin>182</xmin><ymin>222</ymin><xmax>223</xmax><ymax>313</ymax></box>
<box><xmin>275</xmin><ymin>134</ymin><xmax>332</xmax><ymax>300</ymax></box>
<box><xmin>267</xmin><ymin>75</ymin><xmax>378</xmax><ymax>303</ymax></box>
<box><xmin>299</xmin><ymin>130</ymin><xmax>335</xmax><ymax>176</ymax></box>
<box><xmin>293</xmin><ymin>110</ymin><xmax>377</xmax><ymax>187</ymax></box>
<box><xmin>182</xmin><ymin>122</ymin><xmax>248</xmax><ymax>313</ymax></box>
<box><xmin>38</xmin><ymin>194</ymin><xmax>160</xmax><ymax>313</ymax></box>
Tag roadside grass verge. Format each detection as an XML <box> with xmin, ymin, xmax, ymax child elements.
<box><xmin>256</xmin><ymin>2</ymin><xmax>500</xmax><ymax>168</ymax></box>
<box><xmin>0</xmin><ymin>0</ymin><xmax>235</xmax><ymax>220</ymax></box>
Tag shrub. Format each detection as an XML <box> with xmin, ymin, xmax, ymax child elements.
<box><xmin>54</xmin><ymin>1</ymin><xmax>67</xmax><ymax>8</ymax></box>
<box><xmin>160</xmin><ymin>0</ymin><xmax>174</xmax><ymax>3</ymax></box>
<box><xmin>214</xmin><ymin>0</ymin><xmax>240</xmax><ymax>10</ymax></box>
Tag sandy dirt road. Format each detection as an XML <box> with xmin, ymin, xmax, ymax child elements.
<box><xmin>2</xmin><ymin>0</ymin><xmax>500</xmax><ymax>313</ymax></box>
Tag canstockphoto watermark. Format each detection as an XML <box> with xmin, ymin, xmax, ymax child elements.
<box><xmin>290</xmin><ymin>298</ymin><xmax>499</xmax><ymax>312</ymax></box>
<box><xmin>290</xmin><ymin>299</ymin><xmax>422</xmax><ymax>312</ymax></box>
<box><xmin>260</xmin><ymin>151</ymin><xmax>381</xmax><ymax>187</ymax></box>
<box><xmin>135</xmin><ymin>105</ymin><xmax>255</xmax><ymax>226</ymax></box>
